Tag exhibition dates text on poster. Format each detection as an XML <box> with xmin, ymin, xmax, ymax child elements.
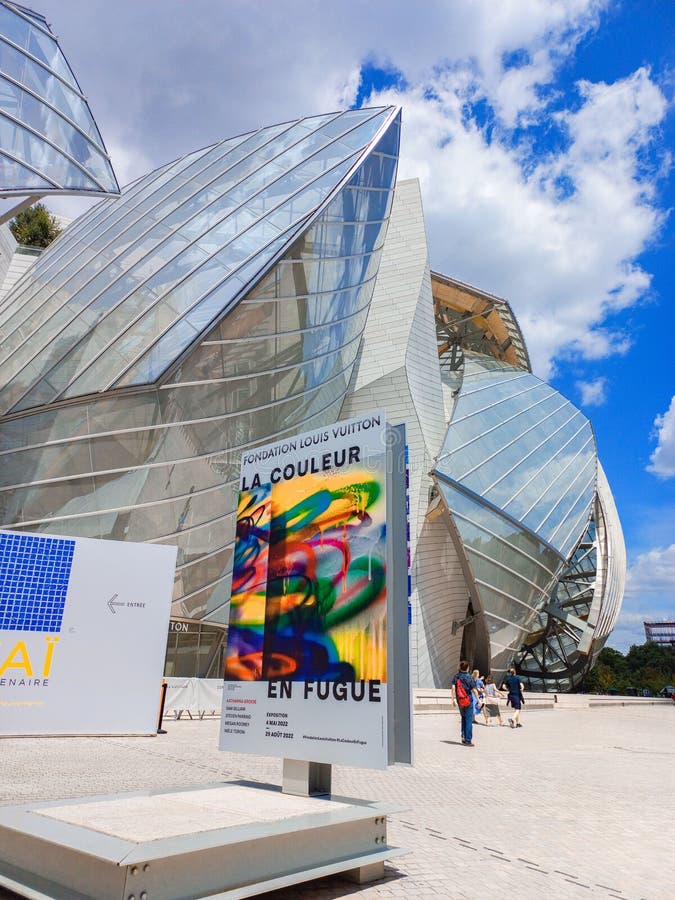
<box><xmin>220</xmin><ymin>411</ymin><xmax>389</xmax><ymax>768</ymax></box>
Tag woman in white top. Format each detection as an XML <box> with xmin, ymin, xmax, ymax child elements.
<box><xmin>482</xmin><ymin>676</ymin><xmax>505</xmax><ymax>726</ymax></box>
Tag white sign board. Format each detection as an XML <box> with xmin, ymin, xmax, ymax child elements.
<box><xmin>0</xmin><ymin>529</ymin><xmax>176</xmax><ymax>736</ymax></box>
<box><xmin>220</xmin><ymin>411</ymin><xmax>390</xmax><ymax>769</ymax></box>
<box><xmin>221</xmin><ymin>679</ymin><xmax>387</xmax><ymax>768</ymax></box>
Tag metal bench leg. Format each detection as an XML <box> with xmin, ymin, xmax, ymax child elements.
<box><xmin>344</xmin><ymin>860</ymin><xmax>386</xmax><ymax>883</ymax></box>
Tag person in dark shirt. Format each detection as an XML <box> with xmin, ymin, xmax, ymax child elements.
<box><xmin>501</xmin><ymin>667</ymin><xmax>524</xmax><ymax>728</ymax></box>
<box><xmin>451</xmin><ymin>660</ymin><xmax>480</xmax><ymax>746</ymax></box>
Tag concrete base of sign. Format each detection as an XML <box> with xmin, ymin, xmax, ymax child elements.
<box><xmin>0</xmin><ymin>781</ymin><xmax>404</xmax><ymax>899</ymax></box>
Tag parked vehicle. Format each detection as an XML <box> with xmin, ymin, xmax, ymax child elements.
<box><xmin>658</xmin><ymin>685</ymin><xmax>675</xmax><ymax>699</ymax></box>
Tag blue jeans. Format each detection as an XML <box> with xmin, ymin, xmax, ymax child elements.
<box><xmin>460</xmin><ymin>704</ymin><xmax>473</xmax><ymax>743</ymax></box>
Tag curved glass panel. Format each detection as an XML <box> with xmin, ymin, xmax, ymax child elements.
<box><xmin>0</xmin><ymin>348</ymin><xmax>361</xmax><ymax>492</ymax></box>
<box><xmin>0</xmin><ymin>2</ymin><xmax>118</xmax><ymax>194</ymax></box>
<box><xmin>0</xmin><ymin>106</ymin><xmax>398</xmax><ymax>414</ymax></box>
<box><xmin>0</xmin><ymin>383</ymin><xmax>348</xmax><ymax>527</ymax></box>
<box><xmin>515</xmin><ymin>513</ymin><xmax>599</xmax><ymax>691</ymax></box>
<box><xmin>436</xmin><ymin>478</ymin><xmax>563</xmax><ymax>675</ymax></box>
<box><xmin>433</xmin><ymin>352</ymin><xmax>600</xmax><ymax>678</ymax></box>
<box><xmin>435</xmin><ymin>354</ymin><xmax>596</xmax><ymax>558</ymax></box>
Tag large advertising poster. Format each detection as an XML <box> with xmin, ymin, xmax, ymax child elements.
<box><xmin>0</xmin><ymin>530</ymin><xmax>176</xmax><ymax>736</ymax></box>
<box><xmin>220</xmin><ymin>412</ymin><xmax>390</xmax><ymax>768</ymax></box>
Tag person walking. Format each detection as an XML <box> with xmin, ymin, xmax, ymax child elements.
<box><xmin>472</xmin><ymin>669</ymin><xmax>485</xmax><ymax>724</ymax></box>
<box><xmin>501</xmin><ymin>667</ymin><xmax>525</xmax><ymax>728</ymax></box>
<box><xmin>482</xmin><ymin>675</ymin><xmax>505</xmax><ymax>726</ymax></box>
<box><xmin>451</xmin><ymin>660</ymin><xmax>480</xmax><ymax>746</ymax></box>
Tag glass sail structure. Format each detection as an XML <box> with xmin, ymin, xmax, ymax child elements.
<box><xmin>514</xmin><ymin>460</ymin><xmax>627</xmax><ymax>690</ymax></box>
<box><xmin>433</xmin><ymin>353</ymin><xmax>597</xmax><ymax>675</ymax></box>
<box><xmin>515</xmin><ymin>514</ymin><xmax>598</xmax><ymax>691</ymax></box>
<box><xmin>0</xmin><ymin>1</ymin><xmax>119</xmax><ymax>198</ymax></box>
<box><xmin>0</xmin><ymin>106</ymin><xmax>397</xmax><ymax>414</ymax></box>
<box><xmin>0</xmin><ymin>106</ymin><xmax>400</xmax><ymax>625</ymax></box>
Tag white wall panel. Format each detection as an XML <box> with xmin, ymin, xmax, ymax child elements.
<box><xmin>595</xmin><ymin>461</ymin><xmax>626</xmax><ymax>637</ymax></box>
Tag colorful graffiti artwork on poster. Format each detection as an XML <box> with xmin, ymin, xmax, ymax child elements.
<box><xmin>224</xmin><ymin>485</ymin><xmax>272</xmax><ymax>682</ymax></box>
<box><xmin>225</xmin><ymin>468</ymin><xmax>386</xmax><ymax>684</ymax></box>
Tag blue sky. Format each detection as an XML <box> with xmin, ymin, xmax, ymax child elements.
<box><xmin>550</xmin><ymin>0</ymin><xmax>675</xmax><ymax>650</ymax></box>
<box><xmin>33</xmin><ymin>0</ymin><xmax>675</xmax><ymax>650</ymax></box>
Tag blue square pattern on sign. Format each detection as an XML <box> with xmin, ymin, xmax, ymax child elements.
<box><xmin>0</xmin><ymin>532</ymin><xmax>75</xmax><ymax>632</ymax></box>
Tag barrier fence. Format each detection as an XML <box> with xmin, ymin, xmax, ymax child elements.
<box><xmin>161</xmin><ymin>679</ymin><xmax>673</xmax><ymax>721</ymax></box>
<box><xmin>164</xmin><ymin>677</ymin><xmax>224</xmax><ymax>719</ymax></box>
<box><xmin>413</xmin><ymin>689</ymin><xmax>673</xmax><ymax>714</ymax></box>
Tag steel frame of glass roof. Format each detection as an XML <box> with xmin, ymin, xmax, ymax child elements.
<box><xmin>433</xmin><ymin>271</ymin><xmax>531</xmax><ymax>373</ymax></box>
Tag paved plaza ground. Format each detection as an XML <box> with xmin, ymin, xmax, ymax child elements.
<box><xmin>0</xmin><ymin>704</ymin><xmax>673</xmax><ymax>899</ymax></box>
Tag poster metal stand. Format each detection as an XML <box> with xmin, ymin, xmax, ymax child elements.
<box><xmin>282</xmin><ymin>758</ymin><xmax>332</xmax><ymax>796</ymax></box>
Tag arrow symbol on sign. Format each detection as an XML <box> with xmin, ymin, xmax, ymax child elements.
<box><xmin>107</xmin><ymin>593</ymin><xmax>125</xmax><ymax>614</ymax></box>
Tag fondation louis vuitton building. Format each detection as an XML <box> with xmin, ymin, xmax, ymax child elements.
<box><xmin>0</xmin><ymin>4</ymin><xmax>625</xmax><ymax>691</ymax></box>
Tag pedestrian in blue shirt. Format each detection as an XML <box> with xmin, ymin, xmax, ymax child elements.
<box><xmin>451</xmin><ymin>660</ymin><xmax>480</xmax><ymax>746</ymax></box>
<box><xmin>472</xmin><ymin>668</ymin><xmax>485</xmax><ymax>724</ymax></box>
<box><xmin>501</xmin><ymin>667</ymin><xmax>525</xmax><ymax>728</ymax></box>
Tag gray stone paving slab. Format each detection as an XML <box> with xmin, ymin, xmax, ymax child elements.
<box><xmin>0</xmin><ymin>705</ymin><xmax>673</xmax><ymax>899</ymax></box>
<box><xmin>36</xmin><ymin>786</ymin><xmax>351</xmax><ymax>842</ymax></box>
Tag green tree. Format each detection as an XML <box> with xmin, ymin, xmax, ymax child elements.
<box><xmin>583</xmin><ymin>660</ymin><xmax>614</xmax><ymax>693</ymax></box>
<box><xmin>580</xmin><ymin>642</ymin><xmax>675</xmax><ymax>694</ymax></box>
<box><xmin>9</xmin><ymin>202</ymin><xmax>62</xmax><ymax>248</ymax></box>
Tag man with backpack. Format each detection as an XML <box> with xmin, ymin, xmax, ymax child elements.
<box><xmin>451</xmin><ymin>660</ymin><xmax>480</xmax><ymax>746</ymax></box>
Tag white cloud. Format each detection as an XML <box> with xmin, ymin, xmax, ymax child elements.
<box><xmin>31</xmin><ymin>0</ymin><xmax>612</xmax><ymax>168</ymax></box>
<box><xmin>371</xmin><ymin>62</ymin><xmax>666</xmax><ymax>376</ymax></box>
<box><xmin>608</xmin><ymin>615</ymin><xmax>658</xmax><ymax>652</ymax></box>
<box><xmin>647</xmin><ymin>396</ymin><xmax>675</xmax><ymax>479</ymax></box>
<box><xmin>577</xmin><ymin>377</ymin><xmax>607</xmax><ymax>406</ymax></box>
<box><xmin>31</xmin><ymin>0</ymin><xmax>667</xmax><ymax>378</ymax></box>
<box><xmin>624</xmin><ymin>543</ymin><xmax>675</xmax><ymax>598</ymax></box>
<box><xmin>105</xmin><ymin>140</ymin><xmax>154</xmax><ymax>191</ymax></box>
<box><xmin>606</xmin><ymin>544</ymin><xmax>675</xmax><ymax>650</ymax></box>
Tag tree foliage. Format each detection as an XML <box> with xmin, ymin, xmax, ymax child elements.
<box><xmin>581</xmin><ymin>642</ymin><xmax>675</xmax><ymax>694</ymax></box>
<box><xmin>9</xmin><ymin>203</ymin><xmax>62</xmax><ymax>248</ymax></box>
